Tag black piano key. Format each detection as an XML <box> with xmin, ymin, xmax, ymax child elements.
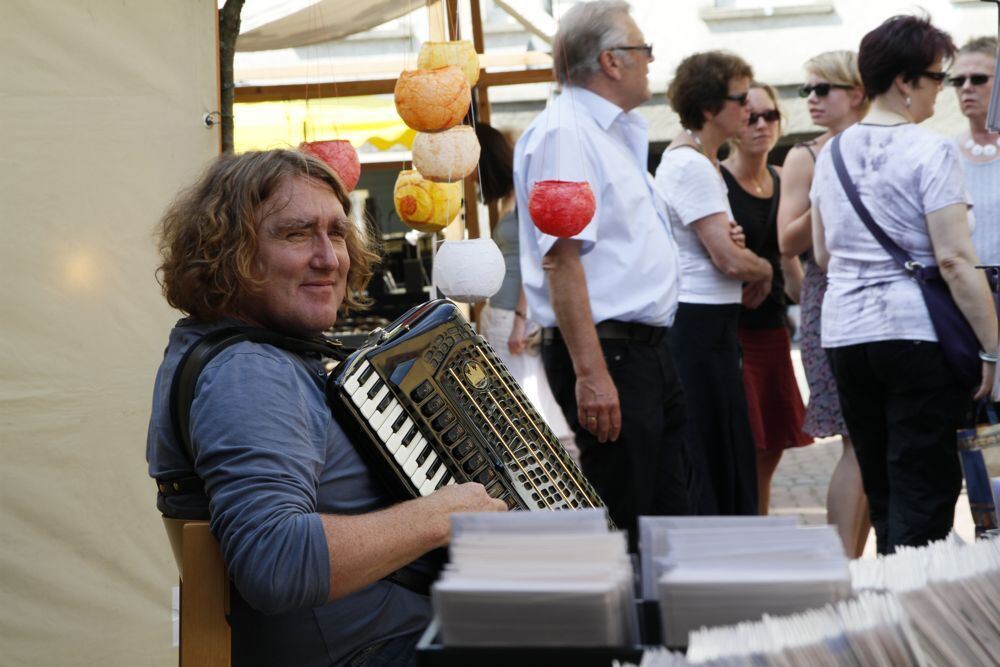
<box><xmin>430</xmin><ymin>410</ymin><xmax>455</xmax><ymax>431</ymax></box>
<box><xmin>426</xmin><ymin>459</ymin><xmax>442</xmax><ymax>477</ymax></box>
<box><xmin>415</xmin><ymin>443</ymin><xmax>433</xmax><ymax>466</ymax></box>
<box><xmin>436</xmin><ymin>473</ymin><xmax>452</xmax><ymax>490</ymax></box>
<box><xmin>410</xmin><ymin>380</ymin><xmax>433</xmax><ymax>402</ymax></box>
<box><xmin>391</xmin><ymin>412</ymin><xmax>408</xmax><ymax>433</ymax></box>
<box><xmin>367</xmin><ymin>379</ymin><xmax>385</xmax><ymax>401</ymax></box>
<box><xmin>442</xmin><ymin>425</ymin><xmax>465</xmax><ymax>445</ymax></box>
<box><xmin>375</xmin><ymin>392</ymin><xmax>393</xmax><ymax>414</ymax></box>
<box><xmin>401</xmin><ymin>425</ymin><xmax>418</xmax><ymax>448</ymax></box>
<box><xmin>420</xmin><ymin>395</ymin><xmax>444</xmax><ymax>417</ymax></box>
<box><xmin>358</xmin><ymin>364</ymin><xmax>376</xmax><ymax>386</ymax></box>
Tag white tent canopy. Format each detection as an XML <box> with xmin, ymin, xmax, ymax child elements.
<box><xmin>232</xmin><ymin>0</ymin><xmax>416</xmax><ymax>51</ymax></box>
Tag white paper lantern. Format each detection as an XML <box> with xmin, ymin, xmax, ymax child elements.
<box><xmin>432</xmin><ymin>239</ymin><xmax>505</xmax><ymax>304</ymax></box>
<box><xmin>412</xmin><ymin>126</ymin><xmax>481</xmax><ymax>182</ymax></box>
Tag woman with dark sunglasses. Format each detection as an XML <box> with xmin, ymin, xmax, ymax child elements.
<box><xmin>811</xmin><ymin>16</ymin><xmax>996</xmax><ymax>555</ymax></box>
<box><xmin>952</xmin><ymin>36</ymin><xmax>999</xmax><ymax>267</ymax></box>
<box><xmin>777</xmin><ymin>49</ymin><xmax>871</xmax><ymax>558</ymax></box>
<box><xmin>655</xmin><ymin>51</ymin><xmax>773</xmax><ymax>516</ymax></box>
<box><xmin>720</xmin><ymin>83</ymin><xmax>812</xmax><ymax>516</ymax></box>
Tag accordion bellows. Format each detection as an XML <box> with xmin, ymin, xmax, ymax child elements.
<box><xmin>327</xmin><ymin>299</ymin><xmax>606</xmax><ymax>514</ymax></box>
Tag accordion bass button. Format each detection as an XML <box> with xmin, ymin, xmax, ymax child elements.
<box><xmin>410</xmin><ymin>381</ymin><xmax>433</xmax><ymax>402</ymax></box>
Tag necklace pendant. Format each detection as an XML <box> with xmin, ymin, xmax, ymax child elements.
<box><xmin>972</xmin><ymin>144</ymin><xmax>985</xmax><ymax>157</ymax></box>
<box><xmin>985</xmin><ymin>144</ymin><xmax>998</xmax><ymax>157</ymax></box>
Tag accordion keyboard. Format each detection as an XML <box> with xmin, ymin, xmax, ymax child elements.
<box><xmin>328</xmin><ymin>299</ymin><xmax>607</xmax><ymax>517</ymax></box>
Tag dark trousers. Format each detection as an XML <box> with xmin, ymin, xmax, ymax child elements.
<box><xmin>827</xmin><ymin>341</ymin><xmax>969</xmax><ymax>555</ymax></box>
<box><xmin>542</xmin><ymin>330</ymin><xmax>691</xmax><ymax>548</ymax></box>
<box><xmin>671</xmin><ymin>303</ymin><xmax>758</xmax><ymax>516</ymax></box>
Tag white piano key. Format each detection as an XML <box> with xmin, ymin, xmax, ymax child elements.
<box><xmin>343</xmin><ymin>360</ymin><xmax>371</xmax><ymax>396</ymax></box>
<box><xmin>359</xmin><ymin>384</ymin><xmax>389</xmax><ymax>420</ymax></box>
<box><xmin>365</xmin><ymin>392</ymin><xmax>397</xmax><ymax>432</ymax></box>
<box><xmin>384</xmin><ymin>418</ymin><xmax>415</xmax><ymax>455</ymax></box>
<box><xmin>400</xmin><ymin>436</ymin><xmax>430</xmax><ymax>477</ymax></box>
<box><xmin>349</xmin><ymin>369</ymin><xmax>381</xmax><ymax>408</ymax></box>
<box><xmin>375</xmin><ymin>403</ymin><xmax>404</xmax><ymax>443</ymax></box>
<box><xmin>420</xmin><ymin>462</ymin><xmax>448</xmax><ymax>496</ymax></box>
<box><xmin>412</xmin><ymin>447</ymin><xmax>438</xmax><ymax>486</ymax></box>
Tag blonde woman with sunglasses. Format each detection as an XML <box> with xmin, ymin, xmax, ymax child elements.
<box><xmin>777</xmin><ymin>50</ymin><xmax>870</xmax><ymax>557</ymax></box>
<box><xmin>952</xmin><ymin>36</ymin><xmax>999</xmax><ymax>267</ymax></box>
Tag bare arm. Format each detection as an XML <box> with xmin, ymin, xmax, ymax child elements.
<box><xmin>782</xmin><ymin>255</ymin><xmax>804</xmax><ymax>304</ymax></box>
<box><xmin>508</xmin><ymin>286</ymin><xmax>528</xmax><ymax>355</ymax></box>
<box><xmin>778</xmin><ymin>146</ymin><xmax>816</xmax><ymax>257</ymax></box>
<box><xmin>927</xmin><ymin>204</ymin><xmax>998</xmax><ymax>398</ymax></box>
<box><xmin>542</xmin><ymin>239</ymin><xmax>621</xmax><ymax>443</ymax></box>
<box><xmin>692</xmin><ymin>213</ymin><xmax>773</xmax><ymax>283</ymax></box>
<box><xmin>812</xmin><ymin>207</ymin><xmax>829</xmax><ymax>271</ymax></box>
<box><xmin>321</xmin><ymin>483</ymin><xmax>506</xmax><ymax>600</ymax></box>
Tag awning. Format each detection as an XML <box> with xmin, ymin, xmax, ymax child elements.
<box><xmin>233</xmin><ymin>0</ymin><xmax>415</xmax><ymax>52</ymax></box>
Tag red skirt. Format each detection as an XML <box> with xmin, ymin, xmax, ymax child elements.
<box><xmin>739</xmin><ymin>326</ymin><xmax>812</xmax><ymax>452</ymax></box>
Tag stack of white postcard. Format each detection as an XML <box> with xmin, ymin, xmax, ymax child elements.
<box><xmin>623</xmin><ymin>535</ymin><xmax>1000</xmax><ymax>667</ymax></box>
<box><xmin>432</xmin><ymin>508</ymin><xmax>639</xmax><ymax>647</ymax></box>
<box><xmin>646</xmin><ymin>519</ymin><xmax>850</xmax><ymax>647</ymax></box>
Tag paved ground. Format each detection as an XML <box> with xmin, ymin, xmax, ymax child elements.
<box><xmin>770</xmin><ymin>349</ymin><xmax>975</xmax><ymax>558</ymax></box>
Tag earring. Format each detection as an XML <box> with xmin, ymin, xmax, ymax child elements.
<box><xmin>905</xmin><ymin>96</ymin><xmax>912</xmax><ymax>108</ymax></box>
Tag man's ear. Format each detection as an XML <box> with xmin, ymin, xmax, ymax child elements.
<box><xmin>597</xmin><ymin>49</ymin><xmax>623</xmax><ymax>81</ymax></box>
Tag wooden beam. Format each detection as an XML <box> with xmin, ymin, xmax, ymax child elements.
<box><xmin>481</xmin><ymin>68</ymin><xmax>554</xmax><ymax>87</ymax></box>
<box><xmin>427</xmin><ymin>0</ymin><xmax>446</xmax><ymax>41</ymax></box>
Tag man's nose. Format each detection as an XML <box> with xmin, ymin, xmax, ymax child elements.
<box><xmin>312</xmin><ymin>235</ymin><xmax>340</xmax><ymax>268</ymax></box>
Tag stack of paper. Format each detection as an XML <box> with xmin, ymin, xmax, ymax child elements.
<box><xmin>433</xmin><ymin>508</ymin><xmax>638</xmax><ymax>647</ymax></box>
<box><xmin>623</xmin><ymin>535</ymin><xmax>1000</xmax><ymax>667</ymax></box>
<box><xmin>647</xmin><ymin>520</ymin><xmax>850</xmax><ymax>647</ymax></box>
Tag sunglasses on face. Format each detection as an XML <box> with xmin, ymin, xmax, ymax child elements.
<box><xmin>798</xmin><ymin>82</ymin><xmax>853</xmax><ymax>98</ymax></box>
<box><xmin>920</xmin><ymin>70</ymin><xmax>948</xmax><ymax>84</ymax></box>
<box><xmin>608</xmin><ymin>43</ymin><xmax>653</xmax><ymax>58</ymax></box>
<box><xmin>725</xmin><ymin>91</ymin><xmax>750</xmax><ymax>106</ymax></box>
<box><xmin>948</xmin><ymin>74</ymin><xmax>993</xmax><ymax>87</ymax></box>
<box><xmin>748</xmin><ymin>109</ymin><xmax>781</xmax><ymax>125</ymax></box>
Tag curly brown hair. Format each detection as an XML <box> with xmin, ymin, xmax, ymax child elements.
<box><xmin>667</xmin><ymin>51</ymin><xmax>754</xmax><ymax>130</ymax></box>
<box><xmin>156</xmin><ymin>149</ymin><xmax>378</xmax><ymax>321</ymax></box>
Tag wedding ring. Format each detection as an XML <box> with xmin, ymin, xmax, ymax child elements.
<box><xmin>587</xmin><ymin>416</ymin><xmax>597</xmax><ymax>422</ymax></box>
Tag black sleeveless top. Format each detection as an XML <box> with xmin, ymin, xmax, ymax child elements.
<box><xmin>720</xmin><ymin>165</ymin><xmax>786</xmax><ymax>330</ymax></box>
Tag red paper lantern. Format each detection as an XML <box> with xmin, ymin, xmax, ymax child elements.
<box><xmin>528</xmin><ymin>180</ymin><xmax>596</xmax><ymax>238</ymax></box>
<box><xmin>300</xmin><ymin>140</ymin><xmax>361</xmax><ymax>192</ymax></box>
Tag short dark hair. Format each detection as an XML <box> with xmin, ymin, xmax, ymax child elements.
<box><xmin>157</xmin><ymin>149</ymin><xmax>377</xmax><ymax>321</ymax></box>
<box><xmin>667</xmin><ymin>51</ymin><xmax>753</xmax><ymax>130</ymax></box>
<box><xmin>858</xmin><ymin>15</ymin><xmax>956</xmax><ymax>99</ymax></box>
<box><xmin>474</xmin><ymin>123</ymin><xmax>514</xmax><ymax>206</ymax></box>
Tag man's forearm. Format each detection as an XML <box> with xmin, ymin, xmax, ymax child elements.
<box><xmin>543</xmin><ymin>247</ymin><xmax>605</xmax><ymax>377</ymax></box>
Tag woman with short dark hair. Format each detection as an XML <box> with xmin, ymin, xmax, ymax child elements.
<box><xmin>656</xmin><ymin>51</ymin><xmax>773</xmax><ymax>515</ymax></box>
<box><xmin>811</xmin><ymin>15</ymin><xmax>997</xmax><ymax>554</ymax></box>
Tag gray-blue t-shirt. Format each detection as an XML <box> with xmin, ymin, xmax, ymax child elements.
<box><xmin>147</xmin><ymin>318</ymin><xmax>430</xmax><ymax>664</ymax></box>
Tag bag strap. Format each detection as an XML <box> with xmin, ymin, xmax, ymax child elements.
<box><xmin>168</xmin><ymin>326</ymin><xmax>348</xmax><ymax>465</ymax></box>
<box><xmin>829</xmin><ymin>133</ymin><xmax>923</xmax><ymax>275</ymax></box>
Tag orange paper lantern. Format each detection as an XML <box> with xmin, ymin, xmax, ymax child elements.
<box><xmin>299</xmin><ymin>140</ymin><xmax>361</xmax><ymax>191</ymax></box>
<box><xmin>393</xmin><ymin>169</ymin><xmax>463</xmax><ymax>232</ymax></box>
<box><xmin>417</xmin><ymin>40</ymin><xmax>480</xmax><ymax>87</ymax></box>
<box><xmin>412</xmin><ymin>126</ymin><xmax>481</xmax><ymax>182</ymax></box>
<box><xmin>528</xmin><ymin>180</ymin><xmax>596</xmax><ymax>238</ymax></box>
<box><xmin>394</xmin><ymin>66</ymin><xmax>471</xmax><ymax>132</ymax></box>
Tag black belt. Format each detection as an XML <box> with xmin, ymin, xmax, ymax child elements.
<box><xmin>542</xmin><ymin>320</ymin><xmax>668</xmax><ymax>346</ymax></box>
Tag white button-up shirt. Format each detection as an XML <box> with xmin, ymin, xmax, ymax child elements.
<box><xmin>513</xmin><ymin>86</ymin><xmax>680</xmax><ymax>328</ymax></box>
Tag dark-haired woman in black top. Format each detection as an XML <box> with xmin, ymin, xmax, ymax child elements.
<box><xmin>721</xmin><ymin>83</ymin><xmax>811</xmax><ymax>515</ymax></box>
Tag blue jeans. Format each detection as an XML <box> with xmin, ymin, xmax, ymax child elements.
<box><xmin>345</xmin><ymin>631</ymin><xmax>422</xmax><ymax>667</ymax></box>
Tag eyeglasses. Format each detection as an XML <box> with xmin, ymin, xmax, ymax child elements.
<box><xmin>725</xmin><ymin>91</ymin><xmax>750</xmax><ymax>106</ymax></box>
<box><xmin>798</xmin><ymin>83</ymin><xmax>853</xmax><ymax>98</ymax></box>
<box><xmin>748</xmin><ymin>109</ymin><xmax>781</xmax><ymax>125</ymax></box>
<box><xmin>608</xmin><ymin>43</ymin><xmax>653</xmax><ymax>58</ymax></box>
<box><xmin>948</xmin><ymin>74</ymin><xmax>993</xmax><ymax>87</ymax></box>
<box><xmin>920</xmin><ymin>70</ymin><xmax>948</xmax><ymax>84</ymax></box>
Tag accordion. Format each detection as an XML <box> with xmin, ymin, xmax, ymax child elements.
<box><xmin>327</xmin><ymin>299</ymin><xmax>606</xmax><ymax>515</ymax></box>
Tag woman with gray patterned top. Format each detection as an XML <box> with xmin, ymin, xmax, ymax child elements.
<box><xmin>811</xmin><ymin>16</ymin><xmax>997</xmax><ymax>554</ymax></box>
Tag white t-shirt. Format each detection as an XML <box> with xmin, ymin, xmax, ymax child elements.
<box><xmin>810</xmin><ymin>123</ymin><xmax>971</xmax><ymax>348</ymax></box>
<box><xmin>655</xmin><ymin>147</ymin><xmax>742</xmax><ymax>304</ymax></box>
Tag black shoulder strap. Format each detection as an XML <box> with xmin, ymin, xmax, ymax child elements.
<box><xmin>168</xmin><ymin>326</ymin><xmax>347</xmax><ymax>465</ymax></box>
